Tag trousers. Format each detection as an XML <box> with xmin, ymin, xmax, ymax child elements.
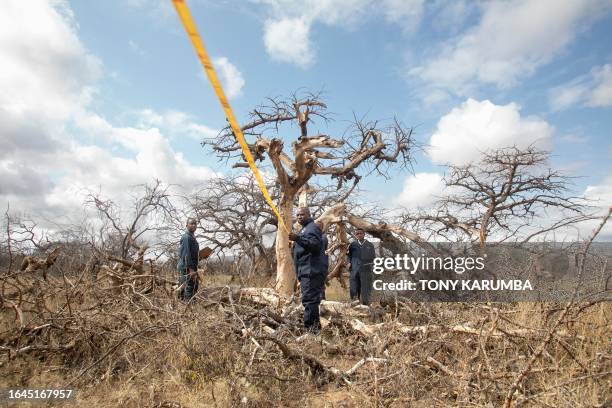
<box><xmin>178</xmin><ymin>268</ymin><xmax>198</xmax><ymax>301</ymax></box>
<box><xmin>299</xmin><ymin>273</ymin><xmax>324</xmax><ymax>332</ymax></box>
<box><xmin>350</xmin><ymin>265</ymin><xmax>372</xmax><ymax>305</ymax></box>
<box><xmin>350</xmin><ymin>268</ymin><xmax>361</xmax><ymax>300</ymax></box>
<box><xmin>359</xmin><ymin>265</ymin><xmax>372</xmax><ymax>305</ymax></box>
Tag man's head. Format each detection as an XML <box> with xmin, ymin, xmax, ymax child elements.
<box><xmin>186</xmin><ymin>218</ymin><xmax>197</xmax><ymax>233</ymax></box>
<box><xmin>355</xmin><ymin>228</ymin><xmax>365</xmax><ymax>241</ymax></box>
<box><xmin>296</xmin><ymin>207</ymin><xmax>311</xmax><ymax>226</ymax></box>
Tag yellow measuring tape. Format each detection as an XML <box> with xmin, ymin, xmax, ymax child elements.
<box><xmin>171</xmin><ymin>0</ymin><xmax>288</xmax><ymax>232</ymax></box>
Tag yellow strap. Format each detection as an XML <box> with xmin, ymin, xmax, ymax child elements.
<box><xmin>171</xmin><ymin>0</ymin><xmax>288</xmax><ymax>232</ymax></box>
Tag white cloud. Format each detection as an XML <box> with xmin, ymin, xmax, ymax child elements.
<box><xmin>257</xmin><ymin>0</ymin><xmax>425</xmax><ymax>66</ymax></box>
<box><xmin>585</xmin><ymin>176</ymin><xmax>612</xmax><ymax>207</ymax></box>
<box><xmin>213</xmin><ymin>57</ymin><xmax>245</xmax><ymax>99</ymax></box>
<box><xmin>528</xmin><ymin>175</ymin><xmax>611</xmax><ymax>241</ymax></box>
<box><xmin>582</xmin><ymin>176</ymin><xmax>612</xmax><ymax>239</ymax></box>
<box><xmin>394</xmin><ymin>172</ymin><xmax>445</xmax><ymax>209</ymax></box>
<box><xmin>411</xmin><ymin>0</ymin><xmax>610</xmax><ymax>96</ymax></box>
<box><xmin>549</xmin><ymin>63</ymin><xmax>612</xmax><ymax>110</ymax></box>
<box><xmin>429</xmin><ymin>99</ymin><xmax>553</xmax><ymax>166</ymax></box>
<box><xmin>0</xmin><ymin>0</ymin><xmax>101</xmax><ymax>122</ymax></box>
<box><xmin>1</xmin><ymin>109</ymin><xmax>219</xmax><ymax>222</ymax></box>
<box><xmin>133</xmin><ymin>109</ymin><xmax>219</xmax><ymax>140</ymax></box>
<box><xmin>44</xmin><ymin>113</ymin><xmax>218</xmax><ymax>215</ymax></box>
<box><xmin>429</xmin><ymin>0</ymin><xmax>475</xmax><ymax>34</ymax></box>
<box><xmin>0</xmin><ymin>0</ymin><xmax>218</xmax><ymax>226</ymax></box>
<box><xmin>587</xmin><ymin>64</ymin><xmax>612</xmax><ymax>107</ymax></box>
<box><xmin>263</xmin><ymin>17</ymin><xmax>314</xmax><ymax>67</ymax></box>
<box><xmin>549</xmin><ymin>81</ymin><xmax>591</xmax><ymax>111</ymax></box>
<box><xmin>423</xmin><ymin>89</ymin><xmax>451</xmax><ymax>106</ymax></box>
<box><xmin>0</xmin><ymin>0</ymin><xmax>99</xmax><ymax>214</ymax></box>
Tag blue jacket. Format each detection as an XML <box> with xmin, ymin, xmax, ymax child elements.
<box><xmin>292</xmin><ymin>219</ymin><xmax>325</xmax><ymax>278</ymax></box>
<box><xmin>177</xmin><ymin>232</ymin><xmax>199</xmax><ymax>271</ymax></box>
<box><xmin>321</xmin><ymin>234</ymin><xmax>329</xmax><ymax>276</ymax></box>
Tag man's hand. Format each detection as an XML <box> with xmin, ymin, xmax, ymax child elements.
<box><xmin>188</xmin><ymin>269</ymin><xmax>198</xmax><ymax>280</ymax></box>
<box><xmin>288</xmin><ymin>232</ymin><xmax>298</xmax><ymax>241</ymax></box>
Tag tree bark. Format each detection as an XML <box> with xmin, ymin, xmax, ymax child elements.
<box><xmin>274</xmin><ymin>193</ymin><xmax>297</xmax><ymax>296</ymax></box>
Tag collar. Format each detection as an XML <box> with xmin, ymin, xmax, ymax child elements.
<box><xmin>299</xmin><ymin>218</ymin><xmax>313</xmax><ymax>229</ymax></box>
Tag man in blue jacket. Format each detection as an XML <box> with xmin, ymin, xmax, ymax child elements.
<box><xmin>177</xmin><ymin>218</ymin><xmax>200</xmax><ymax>301</ymax></box>
<box><xmin>289</xmin><ymin>207</ymin><xmax>325</xmax><ymax>333</ymax></box>
<box><xmin>348</xmin><ymin>228</ymin><xmax>376</xmax><ymax>305</ymax></box>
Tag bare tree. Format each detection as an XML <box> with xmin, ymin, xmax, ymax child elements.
<box><xmin>183</xmin><ymin>176</ymin><xmax>278</xmax><ymax>277</ymax></box>
<box><xmin>400</xmin><ymin>146</ymin><xmax>594</xmax><ymax>247</ymax></box>
<box><xmin>0</xmin><ymin>212</ymin><xmax>61</xmax><ymax>278</ymax></box>
<box><xmin>177</xmin><ymin>174</ymin><xmax>364</xmax><ymax>279</ymax></box>
<box><xmin>205</xmin><ymin>92</ymin><xmax>418</xmax><ymax>295</ymax></box>
<box><xmin>86</xmin><ymin>180</ymin><xmax>178</xmax><ymax>265</ymax></box>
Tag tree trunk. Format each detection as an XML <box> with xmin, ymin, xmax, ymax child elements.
<box><xmin>274</xmin><ymin>193</ymin><xmax>296</xmax><ymax>296</ymax></box>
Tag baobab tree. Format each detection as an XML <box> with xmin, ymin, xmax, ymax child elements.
<box><xmin>205</xmin><ymin>92</ymin><xmax>418</xmax><ymax>295</ymax></box>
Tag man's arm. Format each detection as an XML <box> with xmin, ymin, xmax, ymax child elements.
<box><xmin>294</xmin><ymin>226</ymin><xmax>322</xmax><ymax>253</ymax></box>
<box><xmin>188</xmin><ymin>236</ymin><xmax>199</xmax><ymax>270</ymax></box>
<box><xmin>347</xmin><ymin>241</ymin><xmax>356</xmax><ymax>260</ymax></box>
<box><xmin>178</xmin><ymin>235</ymin><xmax>189</xmax><ymax>269</ymax></box>
<box><xmin>179</xmin><ymin>235</ymin><xmax>197</xmax><ymax>279</ymax></box>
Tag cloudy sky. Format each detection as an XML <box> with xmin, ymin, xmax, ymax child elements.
<box><xmin>1</xmin><ymin>0</ymin><xmax>611</xmax><ymax>237</ymax></box>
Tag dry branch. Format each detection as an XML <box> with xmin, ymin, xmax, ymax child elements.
<box><xmin>19</xmin><ymin>247</ymin><xmax>62</xmax><ymax>279</ymax></box>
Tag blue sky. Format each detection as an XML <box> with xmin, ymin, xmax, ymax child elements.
<box><xmin>1</xmin><ymin>0</ymin><xmax>611</xmax><ymax>234</ymax></box>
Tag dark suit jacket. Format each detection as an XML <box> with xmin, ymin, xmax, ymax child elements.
<box><xmin>321</xmin><ymin>234</ymin><xmax>329</xmax><ymax>275</ymax></box>
<box><xmin>292</xmin><ymin>219</ymin><xmax>325</xmax><ymax>278</ymax></box>
<box><xmin>348</xmin><ymin>239</ymin><xmax>376</xmax><ymax>275</ymax></box>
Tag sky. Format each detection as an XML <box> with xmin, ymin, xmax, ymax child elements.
<box><xmin>1</xmin><ymin>0</ymin><xmax>611</xmax><ymax>240</ymax></box>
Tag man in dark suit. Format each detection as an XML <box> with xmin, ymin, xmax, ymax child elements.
<box><xmin>288</xmin><ymin>207</ymin><xmax>325</xmax><ymax>333</ymax></box>
<box><xmin>348</xmin><ymin>228</ymin><xmax>376</xmax><ymax>305</ymax></box>
<box><xmin>177</xmin><ymin>218</ymin><xmax>200</xmax><ymax>301</ymax></box>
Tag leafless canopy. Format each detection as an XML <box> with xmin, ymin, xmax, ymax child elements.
<box><xmin>401</xmin><ymin>146</ymin><xmax>594</xmax><ymax>246</ymax></box>
<box><xmin>86</xmin><ymin>180</ymin><xmax>177</xmax><ymax>260</ymax></box>
<box><xmin>202</xmin><ymin>91</ymin><xmax>418</xmax><ymax>193</ymax></box>
<box><xmin>180</xmin><ymin>175</ymin><xmax>363</xmax><ymax>277</ymax></box>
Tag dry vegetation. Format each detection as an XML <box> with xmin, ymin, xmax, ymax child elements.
<box><xmin>1</xmin><ymin>254</ymin><xmax>610</xmax><ymax>407</ymax></box>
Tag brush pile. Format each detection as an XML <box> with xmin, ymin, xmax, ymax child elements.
<box><xmin>1</xmin><ymin>251</ymin><xmax>610</xmax><ymax>407</ymax></box>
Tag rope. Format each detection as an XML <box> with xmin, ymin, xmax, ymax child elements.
<box><xmin>171</xmin><ymin>0</ymin><xmax>288</xmax><ymax>231</ymax></box>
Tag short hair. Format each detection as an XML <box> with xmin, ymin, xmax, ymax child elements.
<box><xmin>355</xmin><ymin>228</ymin><xmax>365</xmax><ymax>233</ymax></box>
<box><xmin>297</xmin><ymin>207</ymin><xmax>310</xmax><ymax>215</ymax></box>
<box><xmin>186</xmin><ymin>217</ymin><xmax>197</xmax><ymax>225</ymax></box>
